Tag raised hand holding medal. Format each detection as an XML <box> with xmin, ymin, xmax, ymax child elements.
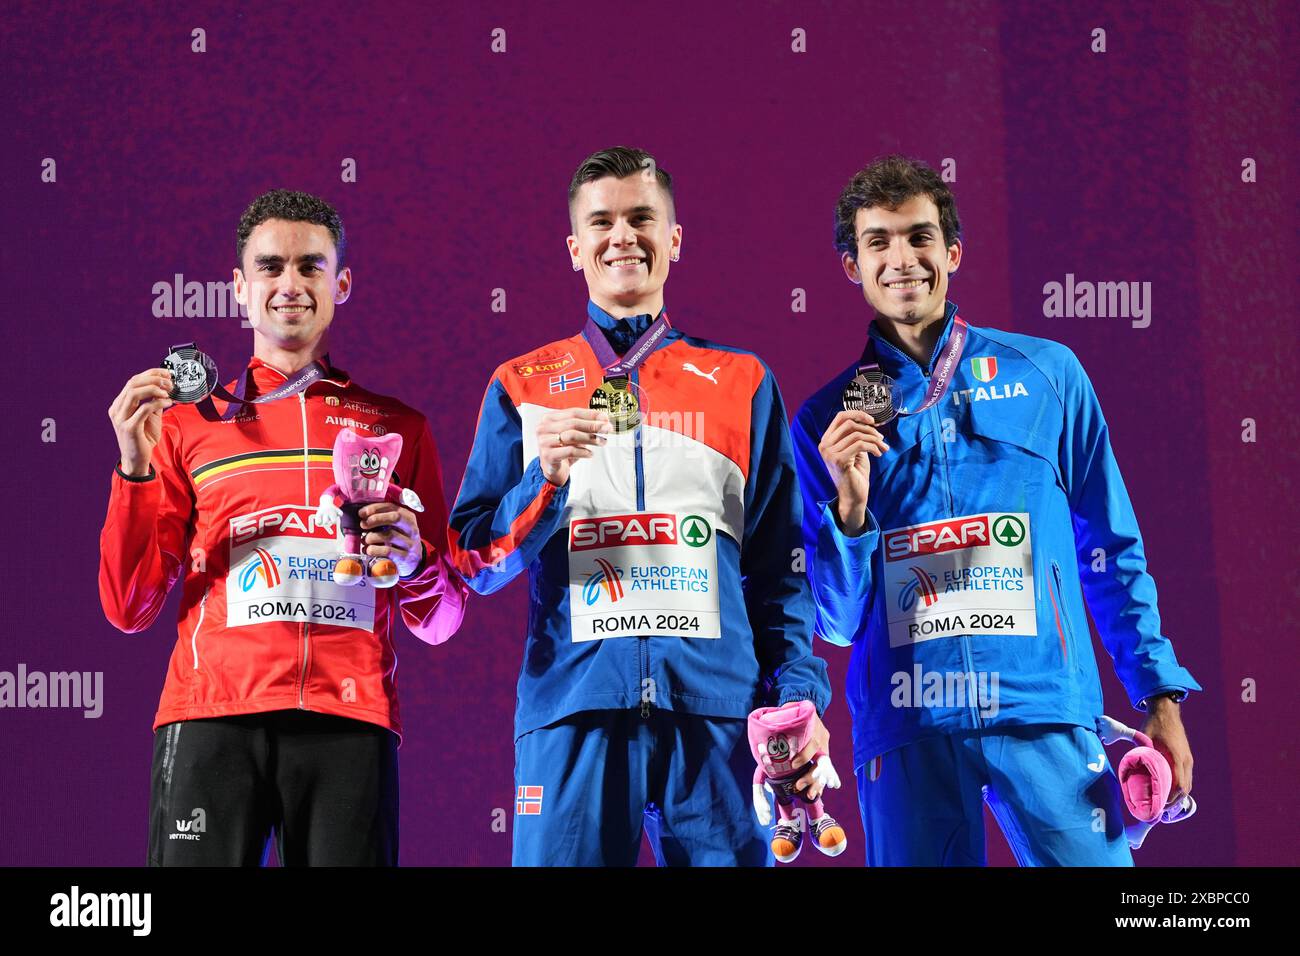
<box><xmin>536</xmin><ymin>408</ymin><xmax>612</xmax><ymax>488</ymax></box>
<box><xmin>534</xmin><ymin>310</ymin><xmax>671</xmax><ymax>487</ymax></box>
<box><xmin>824</xmin><ymin>315</ymin><xmax>969</xmax><ymax>536</ymax></box>
<box><xmin>818</xmin><ymin>409</ymin><xmax>889</xmax><ymax>537</ymax></box>
<box><xmin>107</xmin><ymin>367</ymin><xmax>176</xmax><ymax>478</ymax></box>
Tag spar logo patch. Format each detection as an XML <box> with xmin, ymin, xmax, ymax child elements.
<box><xmin>884</xmin><ymin>515</ymin><xmax>992</xmax><ymax>562</ymax></box>
<box><xmin>570</xmin><ymin>514</ymin><xmax>678</xmax><ymax>551</ymax></box>
<box><xmin>991</xmin><ymin>515</ymin><xmax>1026</xmax><ymax>547</ymax></box>
<box><xmin>681</xmin><ymin>515</ymin><xmax>712</xmax><ymax>548</ymax></box>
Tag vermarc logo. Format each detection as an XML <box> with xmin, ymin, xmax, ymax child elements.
<box><xmin>170</xmin><ymin>807</ymin><xmax>207</xmax><ymax>840</ymax></box>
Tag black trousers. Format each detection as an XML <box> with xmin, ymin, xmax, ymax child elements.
<box><xmin>149</xmin><ymin>710</ymin><xmax>398</xmax><ymax>866</ymax></box>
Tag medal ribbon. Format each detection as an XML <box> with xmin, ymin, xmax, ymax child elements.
<box><xmin>856</xmin><ymin>315</ymin><xmax>968</xmax><ymax>417</ymax></box>
<box><xmin>582</xmin><ymin>311</ymin><xmax>672</xmax><ymax>378</ymax></box>
<box><xmin>170</xmin><ymin>341</ymin><xmax>330</xmax><ymax>422</ymax></box>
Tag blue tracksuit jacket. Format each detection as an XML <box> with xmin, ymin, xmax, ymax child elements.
<box><xmin>793</xmin><ymin>302</ymin><xmax>1199</xmax><ymax>771</ymax></box>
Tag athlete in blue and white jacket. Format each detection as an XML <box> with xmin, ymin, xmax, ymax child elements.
<box><xmin>449</xmin><ymin>147</ymin><xmax>832</xmax><ymax>866</ymax></box>
<box><xmin>794</xmin><ymin>156</ymin><xmax>1199</xmax><ymax>866</ymax></box>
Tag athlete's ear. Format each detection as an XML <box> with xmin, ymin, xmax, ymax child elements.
<box><xmin>566</xmin><ymin>234</ymin><xmax>582</xmax><ymax>272</ymax></box>
<box><xmin>233</xmin><ymin>267</ymin><xmax>247</xmax><ymax>305</ymax></box>
<box><xmin>669</xmin><ymin>222</ymin><xmax>683</xmax><ymax>263</ymax></box>
<box><xmin>841</xmin><ymin>251</ymin><xmax>863</xmax><ymax>285</ymax></box>
<box><xmin>947</xmin><ymin>238</ymin><xmax>963</xmax><ymax>276</ymax></box>
<box><xmin>334</xmin><ymin>266</ymin><xmax>352</xmax><ymax>306</ymax></box>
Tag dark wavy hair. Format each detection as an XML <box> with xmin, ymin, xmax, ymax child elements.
<box><xmin>236</xmin><ymin>189</ymin><xmax>347</xmax><ymax>270</ymax></box>
<box><xmin>833</xmin><ymin>155</ymin><xmax>960</xmax><ymax>258</ymax></box>
<box><xmin>568</xmin><ymin>146</ymin><xmax>675</xmax><ymax>226</ymax></box>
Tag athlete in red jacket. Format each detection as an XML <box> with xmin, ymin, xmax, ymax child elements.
<box><xmin>100</xmin><ymin>190</ymin><xmax>467</xmax><ymax>865</ymax></box>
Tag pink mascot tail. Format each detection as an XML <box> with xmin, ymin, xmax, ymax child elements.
<box><xmin>1098</xmin><ymin>715</ymin><xmax>1197</xmax><ymax>849</ymax></box>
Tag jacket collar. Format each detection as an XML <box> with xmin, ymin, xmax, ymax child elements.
<box><xmin>866</xmin><ymin>300</ymin><xmax>960</xmax><ymax>375</ymax></box>
<box><xmin>243</xmin><ymin>353</ymin><xmax>350</xmax><ymax>398</ymax></box>
<box><xmin>585</xmin><ymin>299</ymin><xmax>670</xmax><ymax>357</ymax></box>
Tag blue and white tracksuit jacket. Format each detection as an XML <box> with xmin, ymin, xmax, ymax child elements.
<box><xmin>450</xmin><ymin>301</ymin><xmax>831</xmax><ymax>741</ymax></box>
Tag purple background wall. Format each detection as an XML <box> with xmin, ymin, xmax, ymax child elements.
<box><xmin>2</xmin><ymin>0</ymin><xmax>1295</xmax><ymax>865</ymax></box>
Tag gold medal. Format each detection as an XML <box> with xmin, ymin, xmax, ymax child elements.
<box><xmin>589</xmin><ymin>376</ymin><xmax>640</xmax><ymax>433</ymax></box>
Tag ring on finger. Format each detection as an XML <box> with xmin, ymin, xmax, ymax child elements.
<box><xmin>556</xmin><ymin>431</ymin><xmax>565</xmax><ymax>446</ymax></box>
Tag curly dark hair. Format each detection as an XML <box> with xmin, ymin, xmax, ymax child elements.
<box><xmin>235</xmin><ymin>189</ymin><xmax>347</xmax><ymax>270</ymax></box>
<box><xmin>833</xmin><ymin>155</ymin><xmax>960</xmax><ymax>259</ymax></box>
<box><xmin>568</xmin><ymin>146</ymin><xmax>675</xmax><ymax>226</ymax></box>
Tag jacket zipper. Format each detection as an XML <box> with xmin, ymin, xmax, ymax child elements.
<box><xmin>632</xmin><ymin>367</ymin><xmax>651</xmax><ymax>719</ymax></box>
<box><xmin>190</xmin><ymin>586</ymin><xmax>209</xmax><ymax>670</ymax></box>
<box><xmin>1049</xmin><ymin>560</ymin><xmax>1073</xmax><ymax>667</ymax></box>
<box><xmin>921</xmin><ymin>357</ymin><xmax>981</xmax><ymax>729</ymax></box>
<box><xmin>298</xmin><ymin>392</ymin><xmax>311</xmax><ymax>709</ymax></box>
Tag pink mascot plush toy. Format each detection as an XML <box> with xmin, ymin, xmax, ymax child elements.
<box><xmin>1097</xmin><ymin>714</ymin><xmax>1197</xmax><ymax>849</ymax></box>
<box><xmin>748</xmin><ymin>700</ymin><xmax>847</xmax><ymax>862</ymax></box>
<box><xmin>313</xmin><ymin>428</ymin><xmax>424</xmax><ymax>589</ymax></box>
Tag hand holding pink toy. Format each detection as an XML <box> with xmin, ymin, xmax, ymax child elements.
<box><xmin>314</xmin><ymin>428</ymin><xmax>426</xmax><ymax>588</ymax></box>
<box><xmin>747</xmin><ymin>700</ymin><xmax>847</xmax><ymax>863</ymax></box>
<box><xmin>1098</xmin><ymin>714</ymin><xmax>1197</xmax><ymax>849</ymax></box>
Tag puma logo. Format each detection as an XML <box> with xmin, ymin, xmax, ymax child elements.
<box><xmin>682</xmin><ymin>362</ymin><xmax>720</xmax><ymax>384</ymax></box>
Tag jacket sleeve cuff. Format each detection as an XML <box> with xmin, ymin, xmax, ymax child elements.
<box><xmin>1135</xmin><ymin>686</ymin><xmax>1191</xmax><ymax>712</ymax></box>
<box><xmin>399</xmin><ymin>540</ymin><xmax>434</xmax><ymax>584</ymax></box>
<box><xmin>817</xmin><ymin>500</ymin><xmax>880</xmax><ymax>563</ymax></box>
<box><xmin>115</xmin><ymin>462</ymin><xmax>157</xmax><ymax>483</ymax></box>
<box><xmin>775</xmin><ymin>686</ymin><xmax>832</xmax><ymax>717</ymax></box>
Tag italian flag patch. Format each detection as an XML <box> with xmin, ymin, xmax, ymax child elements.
<box><xmin>970</xmin><ymin>356</ymin><xmax>998</xmax><ymax>382</ymax></box>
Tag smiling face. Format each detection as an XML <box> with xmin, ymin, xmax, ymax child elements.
<box><xmin>767</xmin><ymin>734</ymin><xmax>792</xmax><ymax>762</ymax></box>
<box><xmin>330</xmin><ymin>428</ymin><xmax>403</xmax><ymax>501</ymax></box>
<box><xmin>234</xmin><ymin>218</ymin><xmax>351</xmax><ymax>354</ymax></box>
<box><xmin>357</xmin><ymin>448</ymin><xmax>383</xmax><ymax>478</ymax></box>
<box><xmin>842</xmin><ymin>194</ymin><xmax>961</xmax><ymax>329</ymax></box>
<box><xmin>567</xmin><ymin>173</ymin><xmax>682</xmax><ymax>317</ymax></box>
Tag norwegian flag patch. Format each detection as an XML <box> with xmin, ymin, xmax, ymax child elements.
<box><xmin>516</xmin><ymin>785</ymin><xmax>544</xmax><ymax>815</ymax></box>
<box><xmin>549</xmin><ymin>369</ymin><xmax>586</xmax><ymax>393</ymax></box>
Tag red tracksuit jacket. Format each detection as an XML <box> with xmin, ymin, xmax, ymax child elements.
<box><xmin>99</xmin><ymin>356</ymin><xmax>468</xmax><ymax>738</ymax></box>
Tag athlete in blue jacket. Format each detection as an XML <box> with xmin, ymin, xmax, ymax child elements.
<box><xmin>793</xmin><ymin>155</ymin><xmax>1199</xmax><ymax>866</ymax></box>
<box><xmin>450</xmin><ymin>147</ymin><xmax>833</xmax><ymax>866</ymax></box>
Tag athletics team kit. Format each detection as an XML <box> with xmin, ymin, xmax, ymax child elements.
<box><xmin>99</xmin><ymin>300</ymin><xmax>1198</xmax><ymax>866</ymax></box>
